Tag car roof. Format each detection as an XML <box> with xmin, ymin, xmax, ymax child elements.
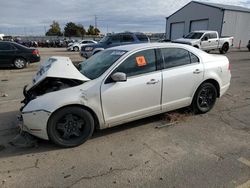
<box><xmin>192</xmin><ymin>30</ymin><xmax>217</xmax><ymax>33</ymax></box>
<box><xmin>108</xmin><ymin>42</ymin><xmax>197</xmax><ymax>52</ymax></box>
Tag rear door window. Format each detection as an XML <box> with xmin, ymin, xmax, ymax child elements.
<box><xmin>161</xmin><ymin>48</ymin><xmax>192</xmax><ymax>69</ymax></box>
<box><xmin>0</xmin><ymin>43</ymin><xmax>15</xmax><ymax>51</ymax></box>
<box><xmin>135</xmin><ymin>34</ymin><xmax>149</xmax><ymax>42</ymax></box>
<box><xmin>121</xmin><ymin>35</ymin><xmax>134</xmax><ymax>42</ymax></box>
<box><xmin>209</xmin><ymin>33</ymin><xmax>217</xmax><ymax>39</ymax></box>
<box><xmin>111</xmin><ymin>35</ymin><xmax>121</xmax><ymax>43</ymax></box>
<box><xmin>190</xmin><ymin>52</ymin><xmax>200</xmax><ymax>63</ymax></box>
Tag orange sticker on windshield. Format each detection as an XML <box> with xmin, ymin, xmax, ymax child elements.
<box><xmin>136</xmin><ymin>56</ymin><xmax>147</xmax><ymax>67</ymax></box>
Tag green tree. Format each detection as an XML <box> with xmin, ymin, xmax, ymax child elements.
<box><xmin>77</xmin><ymin>24</ymin><xmax>86</xmax><ymax>37</ymax></box>
<box><xmin>64</xmin><ymin>22</ymin><xmax>86</xmax><ymax>37</ymax></box>
<box><xmin>94</xmin><ymin>27</ymin><xmax>100</xmax><ymax>35</ymax></box>
<box><xmin>87</xmin><ymin>25</ymin><xmax>95</xmax><ymax>35</ymax></box>
<box><xmin>87</xmin><ymin>25</ymin><xmax>100</xmax><ymax>35</ymax></box>
<box><xmin>46</xmin><ymin>21</ymin><xmax>62</xmax><ymax>36</ymax></box>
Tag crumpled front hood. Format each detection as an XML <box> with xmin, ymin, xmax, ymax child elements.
<box><xmin>32</xmin><ymin>56</ymin><xmax>90</xmax><ymax>87</ymax></box>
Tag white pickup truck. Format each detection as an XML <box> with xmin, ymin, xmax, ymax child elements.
<box><xmin>173</xmin><ymin>31</ymin><xmax>234</xmax><ymax>54</ymax></box>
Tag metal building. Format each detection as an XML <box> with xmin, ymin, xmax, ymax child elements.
<box><xmin>165</xmin><ymin>1</ymin><xmax>250</xmax><ymax>46</ymax></box>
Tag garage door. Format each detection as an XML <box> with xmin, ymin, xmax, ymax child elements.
<box><xmin>190</xmin><ymin>19</ymin><xmax>209</xmax><ymax>32</ymax></box>
<box><xmin>170</xmin><ymin>22</ymin><xmax>185</xmax><ymax>40</ymax></box>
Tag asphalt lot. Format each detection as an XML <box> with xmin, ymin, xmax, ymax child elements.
<box><xmin>0</xmin><ymin>47</ymin><xmax>250</xmax><ymax>188</ymax></box>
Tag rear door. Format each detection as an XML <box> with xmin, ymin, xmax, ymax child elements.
<box><xmin>161</xmin><ymin>48</ymin><xmax>204</xmax><ymax>111</ymax></box>
<box><xmin>0</xmin><ymin>43</ymin><xmax>16</xmax><ymax>66</ymax></box>
<box><xmin>101</xmin><ymin>49</ymin><xmax>162</xmax><ymax>125</ymax></box>
<box><xmin>208</xmin><ymin>32</ymin><xmax>219</xmax><ymax>49</ymax></box>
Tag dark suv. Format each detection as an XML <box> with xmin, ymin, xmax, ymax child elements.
<box><xmin>80</xmin><ymin>32</ymin><xmax>149</xmax><ymax>58</ymax></box>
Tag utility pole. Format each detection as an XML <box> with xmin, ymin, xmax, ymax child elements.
<box><xmin>94</xmin><ymin>15</ymin><xmax>98</xmax><ymax>29</ymax></box>
<box><xmin>44</xmin><ymin>26</ymin><xmax>47</xmax><ymax>36</ymax></box>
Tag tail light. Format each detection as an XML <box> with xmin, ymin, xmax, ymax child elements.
<box><xmin>228</xmin><ymin>63</ymin><xmax>231</xmax><ymax>71</ymax></box>
<box><xmin>32</xmin><ymin>49</ymin><xmax>39</xmax><ymax>55</ymax></box>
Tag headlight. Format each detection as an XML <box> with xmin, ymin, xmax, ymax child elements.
<box><xmin>85</xmin><ymin>47</ymin><xmax>94</xmax><ymax>51</ymax></box>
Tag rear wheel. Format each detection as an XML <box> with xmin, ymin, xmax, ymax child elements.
<box><xmin>47</xmin><ymin>106</ymin><xmax>95</xmax><ymax>147</ymax></box>
<box><xmin>192</xmin><ymin>83</ymin><xmax>217</xmax><ymax>114</ymax></box>
<box><xmin>219</xmin><ymin>43</ymin><xmax>229</xmax><ymax>54</ymax></box>
<box><xmin>14</xmin><ymin>57</ymin><xmax>27</xmax><ymax>69</ymax></box>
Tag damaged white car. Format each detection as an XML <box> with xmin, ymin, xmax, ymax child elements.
<box><xmin>20</xmin><ymin>43</ymin><xmax>231</xmax><ymax>147</ymax></box>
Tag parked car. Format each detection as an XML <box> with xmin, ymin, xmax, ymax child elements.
<box><xmin>20</xmin><ymin>43</ymin><xmax>231</xmax><ymax>147</ymax></box>
<box><xmin>80</xmin><ymin>32</ymin><xmax>149</xmax><ymax>58</ymax></box>
<box><xmin>173</xmin><ymin>30</ymin><xmax>234</xmax><ymax>54</ymax></box>
<box><xmin>247</xmin><ymin>40</ymin><xmax>250</xmax><ymax>51</ymax></box>
<box><xmin>67</xmin><ymin>40</ymin><xmax>97</xmax><ymax>51</ymax></box>
<box><xmin>0</xmin><ymin>41</ymin><xmax>40</xmax><ymax>69</ymax></box>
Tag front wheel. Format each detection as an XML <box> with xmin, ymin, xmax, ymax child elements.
<box><xmin>192</xmin><ymin>83</ymin><xmax>217</xmax><ymax>114</ymax></box>
<box><xmin>219</xmin><ymin>43</ymin><xmax>229</xmax><ymax>54</ymax></box>
<box><xmin>47</xmin><ymin>107</ymin><xmax>95</xmax><ymax>147</ymax></box>
<box><xmin>73</xmin><ymin>46</ymin><xmax>79</xmax><ymax>51</ymax></box>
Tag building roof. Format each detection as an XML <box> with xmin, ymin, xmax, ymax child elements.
<box><xmin>167</xmin><ymin>1</ymin><xmax>250</xmax><ymax>18</ymax></box>
<box><xmin>194</xmin><ymin>1</ymin><xmax>250</xmax><ymax>13</ymax></box>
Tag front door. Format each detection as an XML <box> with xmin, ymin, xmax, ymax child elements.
<box><xmin>101</xmin><ymin>49</ymin><xmax>162</xmax><ymax>126</ymax></box>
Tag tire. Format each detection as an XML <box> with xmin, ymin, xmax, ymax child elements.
<box><xmin>219</xmin><ymin>43</ymin><xmax>229</xmax><ymax>54</ymax></box>
<box><xmin>14</xmin><ymin>57</ymin><xmax>27</xmax><ymax>69</ymax></box>
<box><xmin>192</xmin><ymin>83</ymin><xmax>217</xmax><ymax>114</ymax></box>
<box><xmin>193</xmin><ymin>45</ymin><xmax>199</xmax><ymax>49</ymax></box>
<box><xmin>73</xmin><ymin>46</ymin><xmax>79</xmax><ymax>51</ymax></box>
<box><xmin>47</xmin><ymin>106</ymin><xmax>95</xmax><ymax>147</ymax></box>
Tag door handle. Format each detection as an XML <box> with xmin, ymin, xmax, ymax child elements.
<box><xmin>193</xmin><ymin>69</ymin><xmax>202</xmax><ymax>74</ymax></box>
<box><xmin>146</xmin><ymin>79</ymin><xmax>159</xmax><ymax>85</ymax></box>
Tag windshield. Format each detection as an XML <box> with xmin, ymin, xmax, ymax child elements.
<box><xmin>184</xmin><ymin>32</ymin><xmax>204</xmax><ymax>39</ymax></box>
<box><xmin>99</xmin><ymin>36</ymin><xmax>110</xmax><ymax>43</ymax></box>
<box><xmin>79</xmin><ymin>50</ymin><xmax>127</xmax><ymax>79</ymax></box>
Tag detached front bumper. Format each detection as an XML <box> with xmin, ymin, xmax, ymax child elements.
<box><xmin>19</xmin><ymin>110</ymin><xmax>51</xmax><ymax>140</ymax></box>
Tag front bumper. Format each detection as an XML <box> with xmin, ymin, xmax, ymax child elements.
<box><xmin>67</xmin><ymin>46</ymin><xmax>73</xmax><ymax>51</ymax></box>
<box><xmin>20</xmin><ymin>110</ymin><xmax>51</xmax><ymax>140</ymax></box>
<box><xmin>80</xmin><ymin>51</ymin><xmax>92</xmax><ymax>58</ymax></box>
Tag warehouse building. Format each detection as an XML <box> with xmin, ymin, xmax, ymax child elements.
<box><xmin>165</xmin><ymin>1</ymin><xmax>250</xmax><ymax>46</ymax></box>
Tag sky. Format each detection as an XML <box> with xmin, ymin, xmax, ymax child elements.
<box><xmin>0</xmin><ymin>0</ymin><xmax>250</xmax><ymax>36</ymax></box>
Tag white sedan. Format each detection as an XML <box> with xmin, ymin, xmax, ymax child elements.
<box><xmin>20</xmin><ymin>43</ymin><xmax>231</xmax><ymax>147</ymax></box>
<box><xmin>67</xmin><ymin>40</ymin><xmax>97</xmax><ymax>51</ymax></box>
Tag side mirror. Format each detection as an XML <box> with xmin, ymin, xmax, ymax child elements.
<box><xmin>203</xmin><ymin>36</ymin><xmax>208</xmax><ymax>41</ymax></box>
<box><xmin>111</xmin><ymin>72</ymin><xmax>127</xmax><ymax>82</ymax></box>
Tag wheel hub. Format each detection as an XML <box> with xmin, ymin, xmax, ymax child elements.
<box><xmin>56</xmin><ymin>114</ymin><xmax>84</xmax><ymax>140</ymax></box>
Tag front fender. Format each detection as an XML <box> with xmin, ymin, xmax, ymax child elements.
<box><xmin>22</xmin><ymin>82</ymin><xmax>105</xmax><ymax>129</ymax></box>
<box><xmin>92</xmin><ymin>48</ymin><xmax>105</xmax><ymax>54</ymax></box>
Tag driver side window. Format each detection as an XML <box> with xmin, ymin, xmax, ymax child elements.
<box><xmin>202</xmin><ymin>34</ymin><xmax>210</xmax><ymax>41</ymax></box>
<box><xmin>116</xmin><ymin>49</ymin><xmax>156</xmax><ymax>77</ymax></box>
